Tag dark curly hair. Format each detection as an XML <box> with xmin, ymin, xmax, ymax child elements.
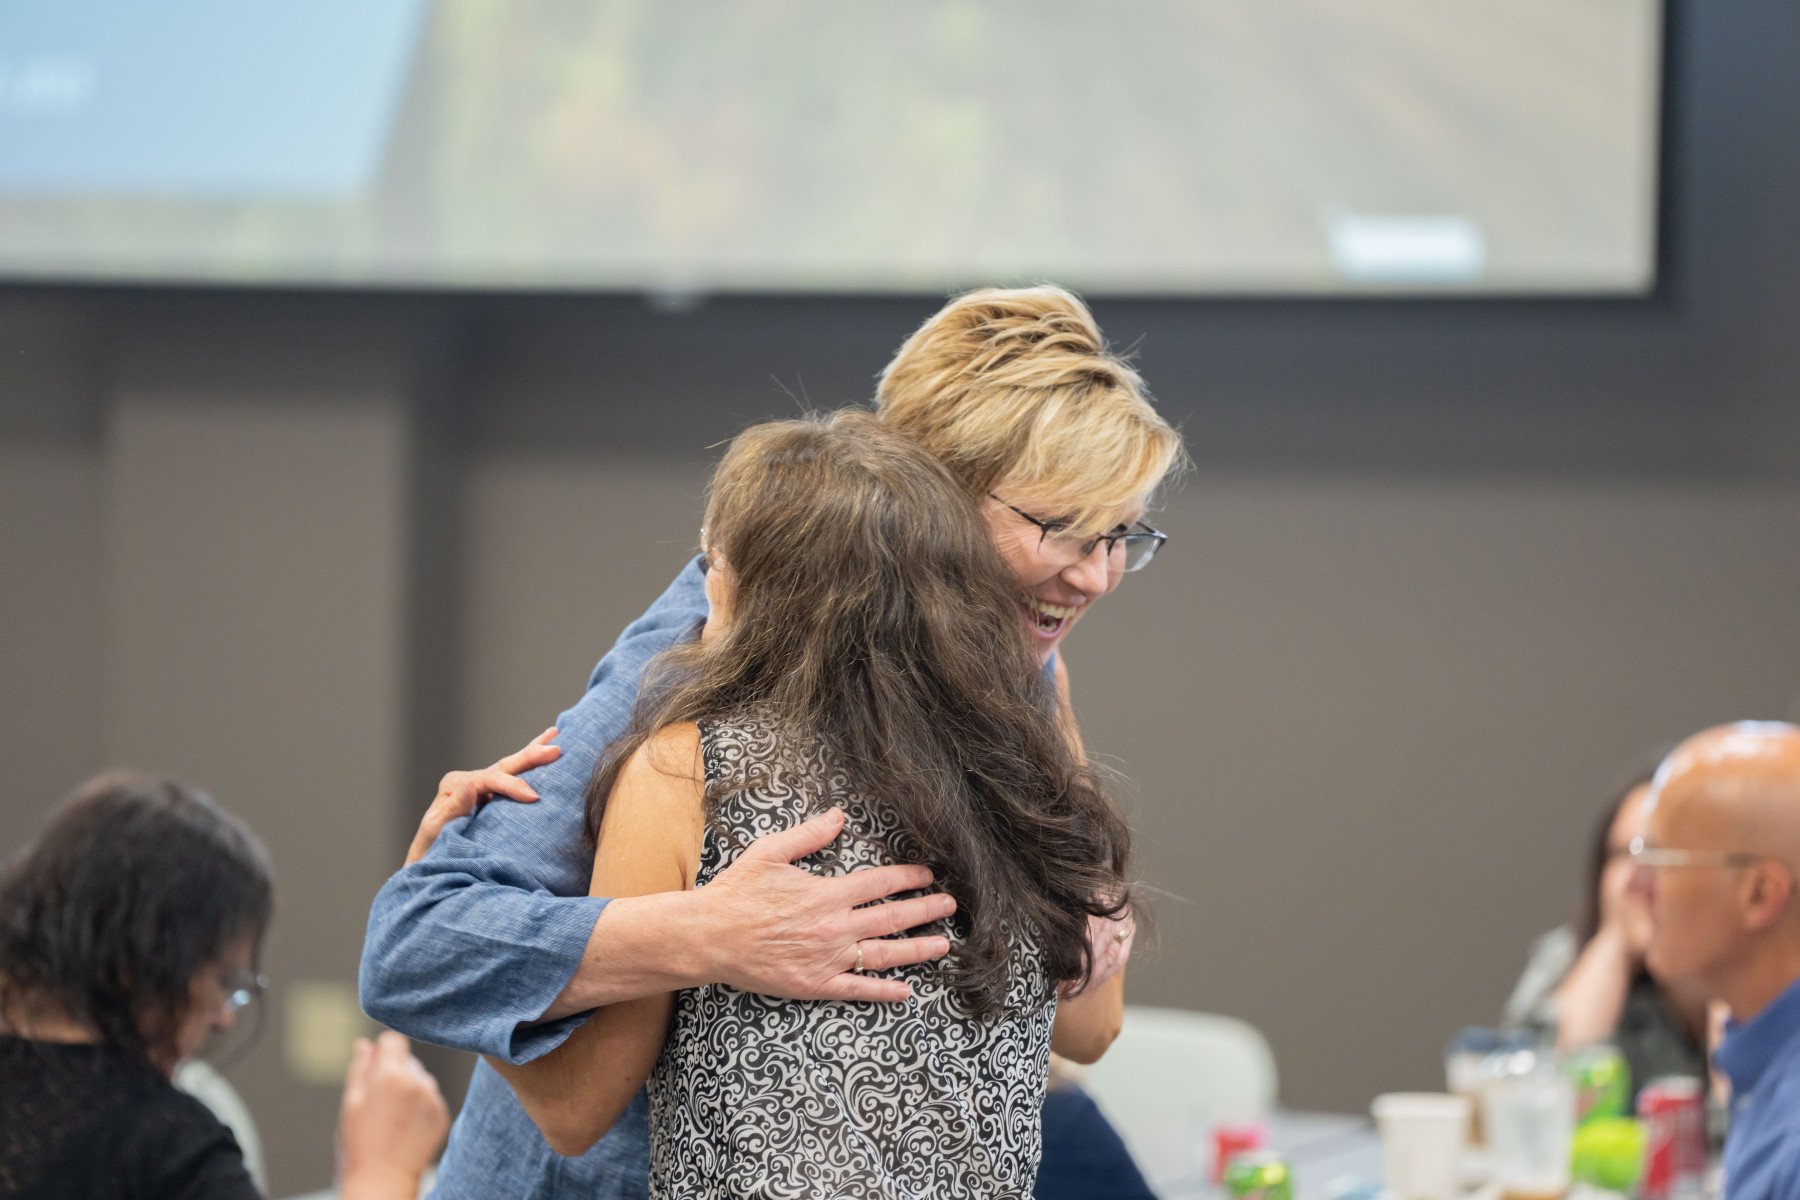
<box><xmin>1574</xmin><ymin>746</ymin><xmax>1672</xmax><ymax>944</ymax></box>
<box><xmin>587</xmin><ymin>410</ymin><xmax>1134</xmax><ymax>1017</ymax></box>
<box><xmin>0</xmin><ymin>772</ymin><xmax>274</xmax><ymax>1065</ymax></box>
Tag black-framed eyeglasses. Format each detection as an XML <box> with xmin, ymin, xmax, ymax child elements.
<box><xmin>989</xmin><ymin>494</ymin><xmax>1167</xmax><ymax>573</ymax></box>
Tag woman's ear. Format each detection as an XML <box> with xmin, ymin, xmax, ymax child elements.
<box><xmin>702</xmin><ymin>555</ymin><xmax>735</xmax><ymax>643</ymax></box>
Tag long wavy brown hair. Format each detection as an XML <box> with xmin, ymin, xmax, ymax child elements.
<box><xmin>586</xmin><ymin>410</ymin><xmax>1133</xmax><ymax>1016</ymax></box>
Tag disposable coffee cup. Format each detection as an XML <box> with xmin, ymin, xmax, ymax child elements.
<box><xmin>1372</xmin><ymin>1092</ymin><xmax>1470</xmax><ymax>1200</ymax></box>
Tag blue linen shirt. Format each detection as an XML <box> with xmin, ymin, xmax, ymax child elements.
<box><xmin>1716</xmin><ymin>974</ymin><xmax>1800</xmax><ymax>1200</ymax></box>
<box><xmin>361</xmin><ymin>559</ymin><xmax>710</xmax><ymax>1200</ymax></box>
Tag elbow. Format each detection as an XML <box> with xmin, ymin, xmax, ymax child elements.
<box><xmin>356</xmin><ymin>975</ymin><xmax>397</xmax><ymax>1033</ymax></box>
<box><xmin>544</xmin><ymin>1125</ymin><xmax>603</xmax><ymax>1159</ymax></box>
<box><xmin>1058</xmin><ymin>1027</ymin><xmax>1119</xmax><ymax>1067</ymax></box>
<box><xmin>357</xmin><ymin>913</ymin><xmax>432</xmax><ymax>1035</ymax></box>
<box><xmin>356</xmin><ymin>939</ymin><xmax>407</xmax><ymax>1033</ymax></box>
<box><xmin>1054</xmin><ymin>1006</ymin><xmax>1124</xmax><ymax>1066</ymax></box>
<box><xmin>501</xmin><ymin>1074</ymin><xmax>621</xmax><ymax>1158</ymax></box>
<box><xmin>1092</xmin><ymin>1010</ymin><xmax>1124</xmax><ymax>1060</ymax></box>
<box><xmin>356</xmin><ymin>865</ymin><xmax>468</xmax><ymax>1035</ymax></box>
<box><xmin>1103</xmin><ymin>1005</ymin><xmax>1123</xmax><ymax>1048</ymax></box>
<box><xmin>531</xmin><ymin>1101</ymin><xmax>612</xmax><ymax>1158</ymax></box>
<box><xmin>354</xmin><ymin>968</ymin><xmax>429</xmax><ymax>1042</ymax></box>
<box><xmin>1057</xmin><ymin>1040</ymin><xmax>1107</xmax><ymax>1066</ymax></box>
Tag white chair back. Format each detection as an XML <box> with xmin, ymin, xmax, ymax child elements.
<box><xmin>1077</xmin><ymin>1005</ymin><xmax>1279</xmax><ymax>1192</ymax></box>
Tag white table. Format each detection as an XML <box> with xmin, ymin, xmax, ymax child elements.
<box><xmin>279</xmin><ymin>1121</ymin><xmax>1386</xmax><ymax>1200</ymax></box>
<box><xmin>1149</xmin><ymin>1110</ymin><xmax>1386</xmax><ymax>1200</ymax></box>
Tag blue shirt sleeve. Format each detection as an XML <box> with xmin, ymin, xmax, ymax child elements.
<box><xmin>359</xmin><ymin>558</ymin><xmax>709</xmax><ymax>1063</ymax></box>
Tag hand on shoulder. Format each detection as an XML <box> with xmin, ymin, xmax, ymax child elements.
<box><xmin>404</xmin><ymin>728</ymin><xmax>562</xmax><ymax>866</ymax></box>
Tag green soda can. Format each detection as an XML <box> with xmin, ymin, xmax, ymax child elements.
<box><xmin>1223</xmin><ymin>1151</ymin><xmax>1293</xmax><ymax>1200</ymax></box>
<box><xmin>1567</xmin><ymin>1044</ymin><xmax>1631</xmax><ymax>1125</ymax></box>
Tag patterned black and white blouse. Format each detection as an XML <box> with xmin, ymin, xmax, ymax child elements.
<box><xmin>646</xmin><ymin>712</ymin><xmax>1057</xmax><ymax>1199</ymax></box>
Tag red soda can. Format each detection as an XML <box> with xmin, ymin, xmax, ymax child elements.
<box><xmin>1212</xmin><ymin>1121</ymin><xmax>1267</xmax><ymax>1184</ymax></box>
<box><xmin>1637</xmin><ymin>1075</ymin><xmax>1707</xmax><ymax>1200</ymax></box>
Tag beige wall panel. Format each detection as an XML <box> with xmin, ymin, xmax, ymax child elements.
<box><xmin>1072</xmin><ymin>478</ymin><xmax>1800</xmax><ymax>1110</ymax></box>
<box><xmin>103</xmin><ymin>400</ymin><xmax>407</xmax><ymax>1196</ymax></box>
<box><xmin>461</xmin><ymin>455</ymin><xmax>709</xmax><ymax>763</ymax></box>
<box><xmin>0</xmin><ymin>446</ymin><xmax>103</xmax><ymax>852</ymax></box>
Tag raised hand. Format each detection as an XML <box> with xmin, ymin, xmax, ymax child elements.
<box><xmin>337</xmin><ymin>1031</ymin><xmax>450</xmax><ymax>1200</ymax></box>
<box><xmin>1065</xmin><ymin>908</ymin><xmax>1135</xmax><ymax>999</ymax></box>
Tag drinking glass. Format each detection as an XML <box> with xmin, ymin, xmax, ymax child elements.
<box><xmin>1481</xmin><ymin>1049</ymin><xmax>1575</xmax><ymax>1200</ymax></box>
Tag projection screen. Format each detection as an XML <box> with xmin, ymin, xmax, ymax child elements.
<box><xmin>0</xmin><ymin>0</ymin><xmax>1664</xmax><ymax>295</ymax></box>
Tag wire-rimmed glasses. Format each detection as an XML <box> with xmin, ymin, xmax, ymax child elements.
<box><xmin>988</xmin><ymin>494</ymin><xmax>1167</xmax><ymax>573</ymax></box>
<box><xmin>202</xmin><ymin>969</ymin><xmax>269</xmax><ymax>1069</ymax></box>
<box><xmin>1626</xmin><ymin>836</ymin><xmax>1763</xmax><ymax>870</ymax></box>
<box><xmin>223</xmin><ymin>969</ymin><xmax>268</xmax><ymax>1015</ymax></box>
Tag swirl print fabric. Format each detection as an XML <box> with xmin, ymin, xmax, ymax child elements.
<box><xmin>647</xmin><ymin>713</ymin><xmax>1056</xmax><ymax>1199</ymax></box>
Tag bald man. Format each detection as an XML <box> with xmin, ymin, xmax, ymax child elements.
<box><xmin>1638</xmin><ymin>721</ymin><xmax>1800</xmax><ymax>1200</ymax></box>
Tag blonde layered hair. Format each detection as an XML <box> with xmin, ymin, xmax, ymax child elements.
<box><xmin>877</xmin><ymin>285</ymin><xmax>1187</xmax><ymax>534</ymax></box>
<box><xmin>588</xmin><ymin>411</ymin><xmax>1133</xmax><ymax>1014</ymax></box>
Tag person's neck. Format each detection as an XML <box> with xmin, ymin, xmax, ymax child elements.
<box><xmin>1656</xmin><ymin>973</ymin><xmax>1714</xmax><ymax>1045</ymax></box>
<box><xmin>0</xmin><ymin>990</ymin><xmax>98</xmax><ymax>1045</ymax></box>
<box><xmin>1718</xmin><ymin>936</ymin><xmax>1800</xmax><ymax>1025</ymax></box>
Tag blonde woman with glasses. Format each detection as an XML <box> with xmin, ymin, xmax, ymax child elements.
<box><xmin>364</xmin><ymin>285</ymin><xmax>1186</xmax><ymax>1200</ymax></box>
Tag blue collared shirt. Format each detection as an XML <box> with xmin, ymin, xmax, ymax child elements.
<box><xmin>361</xmin><ymin>559</ymin><xmax>710</xmax><ymax>1200</ymax></box>
<box><xmin>1716</xmin><ymin>974</ymin><xmax>1800</xmax><ymax>1200</ymax></box>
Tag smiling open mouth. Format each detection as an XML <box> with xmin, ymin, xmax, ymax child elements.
<box><xmin>1022</xmin><ymin>597</ymin><xmax>1078</xmax><ymax>638</ymax></box>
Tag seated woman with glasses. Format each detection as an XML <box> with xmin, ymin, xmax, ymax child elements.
<box><xmin>1502</xmin><ymin>753</ymin><xmax>1710</xmax><ymax>1100</ymax></box>
<box><xmin>487</xmin><ymin>411</ymin><xmax>1139</xmax><ymax>1196</ymax></box>
<box><xmin>0</xmin><ymin>773</ymin><xmax>450</xmax><ymax>1200</ymax></box>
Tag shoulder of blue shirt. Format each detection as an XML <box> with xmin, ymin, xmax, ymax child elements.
<box><xmin>358</xmin><ymin>557</ymin><xmax>709</xmax><ymax>1062</ymax></box>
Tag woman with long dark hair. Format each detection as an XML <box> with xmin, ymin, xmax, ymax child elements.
<box><xmin>491</xmin><ymin>411</ymin><xmax>1135</xmax><ymax>1196</ymax></box>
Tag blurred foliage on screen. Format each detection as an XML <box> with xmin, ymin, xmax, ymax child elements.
<box><xmin>0</xmin><ymin>0</ymin><xmax>1662</xmax><ymax>293</ymax></box>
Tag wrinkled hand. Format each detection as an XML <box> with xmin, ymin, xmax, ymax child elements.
<box><xmin>1063</xmin><ymin>908</ymin><xmax>1135</xmax><ymax>999</ymax></box>
<box><xmin>337</xmin><ymin>1032</ymin><xmax>449</xmax><ymax>1200</ymax></box>
<box><xmin>405</xmin><ymin>728</ymin><xmax>562</xmax><ymax>866</ymax></box>
<box><xmin>1599</xmin><ymin>861</ymin><xmax>1653</xmax><ymax>969</ymax></box>
<box><xmin>701</xmin><ymin>807</ymin><xmax>957</xmax><ymax>1004</ymax></box>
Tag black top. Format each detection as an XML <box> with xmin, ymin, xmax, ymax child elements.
<box><xmin>0</xmin><ymin>1036</ymin><xmax>260</xmax><ymax>1200</ymax></box>
<box><xmin>1617</xmin><ymin>971</ymin><xmax>1710</xmax><ymax>1100</ymax></box>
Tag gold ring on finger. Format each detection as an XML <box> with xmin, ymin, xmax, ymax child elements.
<box><xmin>853</xmin><ymin>944</ymin><xmax>865</xmax><ymax>973</ymax></box>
